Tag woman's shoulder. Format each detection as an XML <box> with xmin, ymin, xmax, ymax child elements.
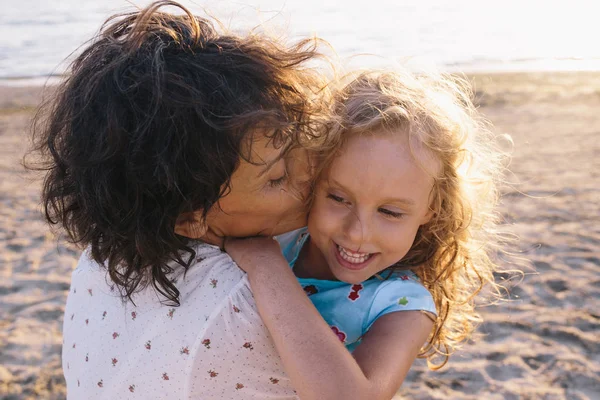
<box><xmin>182</xmin><ymin>241</ymin><xmax>245</xmax><ymax>279</ymax></box>
<box><xmin>63</xmin><ymin>242</ymin><xmax>252</xmax><ymax>356</ymax></box>
<box><xmin>62</xmin><ymin>243</ymin><xmax>264</xmax><ymax>400</ymax></box>
<box><xmin>72</xmin><ymin>243</ymin><xmax>247</xmax><ymax>305</ymax></box>
<box><xmin>175</xmin><ymin>242</ymin><xmax>248</xmax><ymax>302</ymax></box>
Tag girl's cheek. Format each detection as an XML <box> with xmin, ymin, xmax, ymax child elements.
<box><xmin>321</xmin><ymin>204</ymin><xmax>349</xmax><ymax>231</ymax></box>
<box><xmin>309</xmin><ymin>200</ymin><xmax>337</xmax><ymax>231</ymax></box>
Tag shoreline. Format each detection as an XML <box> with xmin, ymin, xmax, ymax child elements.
<box><xmin>4</xmin><ymin>57</ymin><xmax>600</xmax><ymax>87</ymax></box>
<box><xmin>1</xmin><ymin>71</ymin><xmax>599</xmax><ymax>400</ymax></box>
<box><xmin>4</xmin><ymin>69</ymin><xmax>600</xmax><ymax>111</ymax></box>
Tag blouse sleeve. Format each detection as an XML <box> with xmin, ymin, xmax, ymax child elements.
<box><xmin>364</xmin><ymin>275</ymin><xmax>437</xmax><ymax>333</ymax></box>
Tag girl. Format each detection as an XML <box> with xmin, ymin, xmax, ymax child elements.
<box><xmin>226</xmin><ymin>70</ymin><xmax>509</xmax><ymax>399</ymax></box>
<box><xmin>30</xmin><ymin>1</ymin><xmax>331</xmax><ymax>398</ymax></box>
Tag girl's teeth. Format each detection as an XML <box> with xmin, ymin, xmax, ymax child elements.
<box><xmin>337</xmin><ymin>245</ymin><xmax>371</xmax><ymax>264</ymax></box>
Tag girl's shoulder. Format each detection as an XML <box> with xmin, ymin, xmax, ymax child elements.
<box><xmin>275</xmin><ymin>227</ymin><xmax>309</xmax><ymax>266</ymax></box>
<box><xmin>297</xmin><ymin>270</ymin><xmax>436</xmax><ymax>349</ymax></box>
<box><xmin>364</xmin><ymin>270</ymin><xmax>437</xmax><ymax>331</ymax></box>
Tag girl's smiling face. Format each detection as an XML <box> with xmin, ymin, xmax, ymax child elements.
<box><xmin>304</xmin><ymin>131</ymin><xmax>438</xmax><ymax>284</ymax></box>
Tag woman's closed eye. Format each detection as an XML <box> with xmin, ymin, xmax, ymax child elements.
<box><xmin>268</xmin><ymin>174</ymin><xmax>287</xmax><ymax>188</ymax></box>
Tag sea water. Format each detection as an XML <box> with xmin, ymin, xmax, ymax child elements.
<box><xmin>1</xmin><ymin>0</ymin><xmax>598</xmax><ymax>85</ymax></box>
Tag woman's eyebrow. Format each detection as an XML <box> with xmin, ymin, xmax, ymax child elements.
<box><xmin>256</xmin><ymin>156</ymin><xmax>282</xmax><ymax>178</ymax></box>
<box><xmin>255</xmin><ymin>140</ymin><xmax>294</xmax><ymax>178</ymax></box>
<box><xmin>256</xmin><ymin>148</ymin><xmax>291</xmax><ymax>178</ymax></box>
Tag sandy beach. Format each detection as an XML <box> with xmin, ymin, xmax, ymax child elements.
<box><xmin>1</xmin><ymin>72</ymin><xmax>599</xmax><ymax>399</ymax></box>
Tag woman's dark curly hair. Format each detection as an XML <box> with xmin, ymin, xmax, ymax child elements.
<box><xmin>28</xmin><ymin>1</ymin><xmax>329</xmax><ymax>306</ymax></box>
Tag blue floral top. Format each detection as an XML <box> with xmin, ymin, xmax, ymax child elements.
<box><xmin>276</xmin><ymin>228</ymin><xmax>437</xmax><ymax>352</ymax></box>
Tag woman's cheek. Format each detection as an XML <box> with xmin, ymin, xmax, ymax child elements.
<box><xmin>271</xmin><ymin>181</ymin><xmax>304</xmax><ymax>211</ymax></box>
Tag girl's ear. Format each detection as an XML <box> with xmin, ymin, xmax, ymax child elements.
<box><xmin>174</xmin><ymin>211</ymin><xmax>208</xmax><ymax>239</ymax></box>
<box><xmin>421</xmin><ymin>185</ymin><xmax>441</xmax><ymax>225</ymax></box>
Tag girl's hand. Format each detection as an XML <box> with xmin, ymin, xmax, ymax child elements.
<box><xmin>224</xmin><ymin>236</ymin><xmax>286</xmax><ymax>275</ymax></box>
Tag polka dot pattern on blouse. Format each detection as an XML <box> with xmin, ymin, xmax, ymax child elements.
<box><xmin>62</xmin><ymin>244</ymin><xmax>298</xmax><ymax>399</ymax></box>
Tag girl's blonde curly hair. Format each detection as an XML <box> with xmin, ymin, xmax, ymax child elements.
<box><xmin>316</xmin><ymin>69</ymin><xmax>510</xmax><ymax>369</ymax></box>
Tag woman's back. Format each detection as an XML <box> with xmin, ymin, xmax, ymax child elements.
<box><xmin>62</xmin><ymin>243</ymin><xmax>296</xmax><ymax>399</ymax></box>
<box><xmin>30</xmin><ymin>2</ymin><xmax>331</xmax><ymax>397</ymax></box>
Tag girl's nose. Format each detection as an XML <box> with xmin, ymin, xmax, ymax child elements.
<box><xmin>342</xmin><ymin>210</ymin><xmax>371</xmax><ymax>250</ymax></box>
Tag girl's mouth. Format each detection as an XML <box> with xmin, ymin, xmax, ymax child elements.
<box><xmin>334</xmin><ymin>243</ymin><xmax>375</xmax><ymax>270</ymax></box>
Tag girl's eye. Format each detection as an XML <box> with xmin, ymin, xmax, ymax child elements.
<box><xmin>326</xmin><ymin>193</ymin><xmax>345</xmax><ymax>203</ymax></box>
<box><xmin>268</xmin><ymin>175</ymin><xmax>287</xmax><ymax>188</ymax></box>
<box><xmin>379</xmin><ymin>208</ymin><xmax>403</xmax><ymax>219</ymax></box>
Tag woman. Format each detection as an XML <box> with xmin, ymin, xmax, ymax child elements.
<box><xmin>31</xmin><ymin>1</ymin><xmax>329</xmax><ymax>398</ymax></box>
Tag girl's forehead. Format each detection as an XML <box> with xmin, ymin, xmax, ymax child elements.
<box><xmin>321</xmin><ymin>133</ymin><xmax>436</xmax><ymax>202</ymax></box>
<box><xmin>330</xmin><ymin>130</ymin><xmax>441</xmax><ymax>179</ymax></box>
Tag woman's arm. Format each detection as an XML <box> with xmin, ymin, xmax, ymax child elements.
<box><xmin>225</xmin><ymin>237</ymin><xmax>433</xmax><ymax>400</ymax></box>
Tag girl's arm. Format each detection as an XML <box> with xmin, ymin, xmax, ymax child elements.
<box><xmin>225</xmin><ymin>237</ymin><xmax>433</xmax><ymax>400</ymax></box>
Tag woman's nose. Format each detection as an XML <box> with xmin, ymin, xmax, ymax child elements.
<box><xmin>286</xmin><ymin>148</ymin><xmax>312</xmax><ymax>202</ymax></box>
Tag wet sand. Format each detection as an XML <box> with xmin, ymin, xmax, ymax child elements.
<box><xmin>1</xmin><ymin>72</ymin><xmax>599</xmax><ymax>399</ymax></box>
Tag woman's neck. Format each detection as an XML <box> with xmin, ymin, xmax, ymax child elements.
<box><xmin>294</xmin><ymin>238</ymin><xmax>337</xmax><ymax>281</ymax></box>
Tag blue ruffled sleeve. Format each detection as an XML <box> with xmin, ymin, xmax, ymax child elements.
<box><xmin>274</xmin><ymin>227</ymin><xmax>309</xmax><ymax>267</ymax></box>
<box><xmin>364</xmin><ymin>273</ymin><xmax>437</xmax><ymax>333</ymax></box>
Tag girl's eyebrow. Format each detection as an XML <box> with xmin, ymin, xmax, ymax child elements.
<box><xmin>328</xmin><ymin>178</ymin><xmax>348</xmax><ymax>191</ymax></box>
<box><xmin>329</xmin><ymin>178</ymin><xmax>416</xmax><ymax>208</ymax></box>
<box><xmin>382</xmin><ymin>198</ymin><xmax>416</xmax><ymax>209</ymax></box>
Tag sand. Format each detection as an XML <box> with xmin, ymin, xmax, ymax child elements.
<box><xmin>1</xmin><ymin>72</ymin><xmax>599</xmax><ymax>400</ymax></box>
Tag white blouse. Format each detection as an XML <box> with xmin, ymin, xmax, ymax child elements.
<box><xmin>62</xmin><ymin>243</ymin><xmax>297</xmax><ymax>399</ymax></box>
